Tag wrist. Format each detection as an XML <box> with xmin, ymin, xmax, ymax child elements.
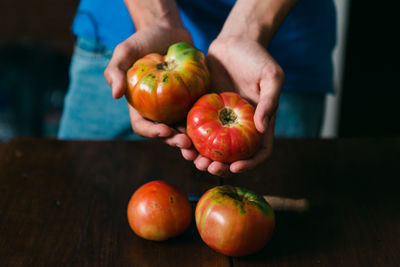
<box><xmin>136</xmin><ymin>13</ymin><xmax>184</xmax><ymax>31</ymax></box>
<box><xmin>218</xmin><ymin>19</ymin><xmax>268</xmax><ymax>45</ymax></box>
<box><xmin>218</xmin><ymin>0</ymin><xmax>298</xmax><ymax>46</ymax></box>
<box><xmin>124</xmin><ymin>0</ymin><xmax>184</xmax><ymax>30</ymax></box>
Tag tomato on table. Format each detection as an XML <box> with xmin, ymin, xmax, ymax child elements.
<box><xmin>127</xmin><ymin>180</ymin><xmax>192</xmax><ymax>241</ymax></box>
<box><xmin>195</xmin><ymin>185</ymin><xmax>275</xmax><ymax>257</ymax></box>
<box><xmin>126</xmin><ymin>42</ymin><xmax>210</xmax><ymax>124</ymax></box>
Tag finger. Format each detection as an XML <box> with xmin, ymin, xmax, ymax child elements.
<box><xmin>194</xmin><ymin>154</ymin><xmax>212</xmax><ymax>171</ymax></box>
<box><xmin>176</xmin><ymin>125</ymin><xmax>187</xmax><ymax>134</ymax></box>
<box><xmin>104</xmin><ymin>64</ymin><xmax>126</xmax><ymax>99</ymax></box>
<box><xmin>164</xmin><ymin>133</ymin><xmax>192</xmax><ymax>149</ymax></box>
<box><xmin>104</xmin><ymin>39</ymin><xmax>139</xmax><ymax>99</ymax></box>
<box><xmin>129</xmin><ymin>105</ymin><xmax>173</xmax><ymax>138</ymax></box>
<box><xmin>207</xmin><ymin>161</ymin><xmax>231</xmax><ymax>177</ymax></box>
<box><xmin>254</xmin><ymin>65</ymin><xmax>284</xmax><ymax>133</ymax></box>
<box><xmin>230</xmin><ymin>114</ymin><xmax>276</xmax><ymax>173</ymax></box>
<box><xmin>181</xmin><ymin>148</ymin><xmax>198</xmax><ymax>161</ymax></box>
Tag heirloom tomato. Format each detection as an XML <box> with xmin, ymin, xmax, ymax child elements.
<box><xmin>126</xmin><ymin>42</ymin><xmax>210</xmax><ymax>124</ymax></box>
<box><xmin>195</xmin><ymin>185</ymin><xmax>275</xmax><ymax>257</ymax></box>
<box><xmin>127</xmin><ymin>180</ymin><xmax>192</xmax><ymax>241</ymax></box>
<box><xmin>187</xmin><ymin>92</ymin><xmax>262</xmax><ymax>163</ymax></box>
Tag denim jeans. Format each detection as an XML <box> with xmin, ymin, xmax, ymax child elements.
<box><xmin>58</xmin><ymin>38</ymin><xmax>325</xmax><ymax>139</ymax></box>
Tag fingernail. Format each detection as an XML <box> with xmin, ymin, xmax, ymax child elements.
<box><xmin>110</xmin><ymin>79</ymin><xmax>116</xmax><ymax>89</ymax></box>
<box><xmin>262</xmin><ymin>116</ymin><xmax>269</xmax><ymax>132</ymax></box>
<box><xmin>263</xmin><ymin>116</ymin><xmax>269</xmax><ymax>127</ymax></box>
<box><xmin>232</xmin><ymin>165</ymin><xmax>246</xmax><ymax>173</ymax></box>
<box><xmin>157</xmin><ymin>131</ymin><xmax>170</xmax><ymax>138</ymax></box>
<box><xmin>111</xmin><ymin>84</ymin><xmax>118</xmax><ymax>98</ymax></box>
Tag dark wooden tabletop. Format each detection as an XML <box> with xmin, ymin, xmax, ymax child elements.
<box><xmin>1</xmin><ymin>137</ymin><xmax>400</xmax><ymax>266</ymax></box>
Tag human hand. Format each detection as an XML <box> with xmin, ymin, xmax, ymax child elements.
<box><xmin>181</xmin><ymin>37</ymin><xmax>284</xmax><ymax>177</ymax></box>
<box><xmin>104</xmin><ymin>26</ymin><xmax>194</xmax><ymax>148</ymax></box>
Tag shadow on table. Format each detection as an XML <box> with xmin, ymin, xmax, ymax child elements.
<box><xmin>248</xmin><ymin>209</ymin><xmax>337</xmax><ymax>261</ymax></box>
<box><xmin>232</xmin><ymin>139</ymin><xmax>400</xmax><ymax>265</ymax></box>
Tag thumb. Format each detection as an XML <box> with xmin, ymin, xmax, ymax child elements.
<box><xmin>104</xmin><ymin>38</ymin><xmax>139</xmax><ymax>99</ymax></box>
<box><xmin>254</xmin><ymin>67</ymin><xmax>284</xmax><ymax>133</ymax></box>
<box><xmin>254</xmin><ymin>96</ymin><xmax>276</xmax><ymax>133</ymax></box>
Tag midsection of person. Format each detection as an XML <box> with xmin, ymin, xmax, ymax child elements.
<box><xmin>58</xmin><ymin>0</ymin><xmax>336</xmax><ymax>139</ymax></box>
<box><xmin>72</xmin><ymin>0</ymin><xmax>335</xmax><ymax>93</ymax></box>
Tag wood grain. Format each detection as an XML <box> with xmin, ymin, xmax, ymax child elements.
<box><xmin>0</xmin><ymin>138</ymin><xmax>228</xmax><ymax>267</ymax></box>
<box><xmin>0</xmin><ymin>0</ymin><xmax>79</xmax><ymax>54</ymax></box>
<box><xmin>229</xmin><ymin>138</ymin><xmax>400</xmax><ymax>267</ymax></box>
<box><xmin>1</xmin><ymin>138</ymin><xmax>399</xmax><ymax>266</ymax></box>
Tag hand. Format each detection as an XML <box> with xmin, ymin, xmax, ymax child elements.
<box><xmin>182</xmin><ymin>37</ymin><xmax>284</xmax><ymax>177</ymax></box>
<box><xmin>104</xmin><ymin>26</ymin><xmax>194</xmax><ymax>148</ymax></box>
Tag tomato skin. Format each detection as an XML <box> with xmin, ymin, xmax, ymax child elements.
<box><xmin>127</xmin><ymin>180</ymin><xmax>192</xmax><ymax>241</ymax></box>
<box><xmin>126</xmin><ymin>42</ymin><xmax>210</xmax><ymax>124</ymax></box>
<box><xmin>195</xmin><ymin>185</ymin><xmax>275</xmax><ymax>257</ymax></box>
<box><xmin>187</xmin><ymin>92</ymin><xmax>262</xmax><ymax>163</ymax></box>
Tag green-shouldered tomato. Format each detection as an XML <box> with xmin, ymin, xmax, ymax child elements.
<box><xmin>187</xmin><ymin>92</ymin><xmax>262</xmax><ymax>163</ymax></box>
<box><xmin>195</xmin><ymin>185</ymin><xmax>275</xmax><ymax>257</ymax></box>
<box><xmin>126</xmin><ymin>42</ymin><xmax>210</xmax><ymax>124</ymax></box>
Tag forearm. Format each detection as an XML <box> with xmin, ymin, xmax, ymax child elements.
<box><xmin>124</xmin><ymin>0</ymin><xmax>184</xmax><ymax>29</ymax></box>
<box><xmin>218</xmin><ymin>0</ymin><xmax>299</xmax><ymax>45</ymax></box>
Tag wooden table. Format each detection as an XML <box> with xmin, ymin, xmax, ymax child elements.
<box><xmin>1</xmin><ymin>137</ymin><xmax>400</xmax><ymax>266</ymax></box>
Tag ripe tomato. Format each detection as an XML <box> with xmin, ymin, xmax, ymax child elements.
<box><xmin>187</xmin><ymin>92</ymin><xmax>262</xmax><ymax>163</ymax></box>
<box><xmin>195</xmin><ymin>185</ymin><xmax>275</xmax><ymax>257</ymax></box>
<box><xmin>127</xmin><ymin>180</ymin><xmax>192</xmax><ymax>241</ymax></box>
<box><xmin>126</xmin><ymin>42</ymin><xmax>210</xmax><ymax>124</ymax></box>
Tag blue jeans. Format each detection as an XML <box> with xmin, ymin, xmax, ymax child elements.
<box><xmin>58</xmin><ymin>38</ymin><xmax>325</xmax><ymax>139</ymax></box>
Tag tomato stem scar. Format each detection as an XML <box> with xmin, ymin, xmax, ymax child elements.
<box><xmin>156</xmin><ymin>60</ymin><xmax>177</xmax><ymax>71</ymax></box>
<box><xmin>218</xmin><ymin>108</ymin><xmax>238</xmax><ymax>126</ymax></box>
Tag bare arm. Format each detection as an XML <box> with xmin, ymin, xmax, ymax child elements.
<box><xmin>219</xmin><ymin>0</ymin><xmax>299</xmax><ymax>45</ymax></box>
<box><xmin>185</xmin><ymin>0</ymin><xmax>299</xmax><ymax>176</ymax></box>
<box><xmin>124</xmin><ymin>0</ymin><xmax>184</xmax><ymax>30</ymax></box>
<box><xmin>104</xmin><ymin>0</ymin><xmax>192</xmax><ymax>146</ymax></box>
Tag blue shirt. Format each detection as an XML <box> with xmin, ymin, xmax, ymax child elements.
<box><xmin>72</xmin><ymin>0</ymin><xmax>336</xmax><ymax>93</ymax></box>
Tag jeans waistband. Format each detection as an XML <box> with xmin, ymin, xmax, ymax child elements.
<box><xmin>76</xmin><ymin>37</ymin><xmax>113</xmax><ymax>56</ymax></box>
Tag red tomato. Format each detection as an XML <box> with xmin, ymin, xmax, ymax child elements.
<box><xmin>195</xmin><ymin>185</ymin><xmax>275</xmax><ymax>257</ymax></box>
<box><xmin>187</xmin><ymin>92</ymin><xmax>262</xmax><ymax>163</ymax></box>
<box><xmin>126</xmin><ymin>42</ymin><xmax>210</xmax><ymax>124</ymax></box>
<box><xmin>127</xmin><ymin>180</ymin><xmax>192</xmax><ymax>241</ymax></box>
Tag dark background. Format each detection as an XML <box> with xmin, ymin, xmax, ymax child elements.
<box><xmin>339</xmin><ymin>1</ymin><xmax>399</xmax><ymax>136</ymax></box>
<box><xmin>0</xmin><ymin>0</ymin><xmax>399</xmax><ymax>140</ymax></box>
<box><xmin>0</xmin><ymin>0</ymin><xmax>79</xmax><ymax>139</ymax></box>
